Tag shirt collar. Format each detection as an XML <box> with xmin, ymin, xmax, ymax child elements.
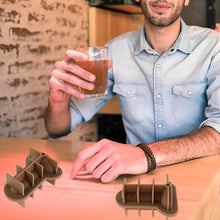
<box><xmin>134</xmin><ymin>25</ymin><xmax>154</xmax><ymax>55</ymax></box>
<box><xmin>177</xmin><ymin>19</ymin><xmax>192</xmax><ymax>54</ymax></box>
<box><xmin>134</xmin><ymin>19</ymin><xmax>192</xmax><ymax>56</ymax></box>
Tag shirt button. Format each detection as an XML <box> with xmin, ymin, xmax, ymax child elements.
<box><xmin>156</xmin><ymin>94</ymin><xmax>161</xmax><ymax>99</ymax></box>
<box><xmin>156</xmin><ymin>64</ymin><xmax>161</xmax><ymax>68</ymax></box>
<box><xmin>126</xmin><ymin>90</ymin><xmax>131</xmax><ymax>95</ymax></box>
<box><xmin>188</xmin><ymin>91</ymin><xmax>192</xmax><ymax>95</ymax></box>
<box><xmin>158</xmin><ymin>124</ymin><xmax>162</xmax><ymax>128</ymax></box>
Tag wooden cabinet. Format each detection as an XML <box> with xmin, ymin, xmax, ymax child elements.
<box><xmin>89</xmin><ymin>7</ymin><xmax>144</xmax><ymax>114</ymax></box>
<box><xmin>89</xmin><ymin>7</ymin><xmax>143</xmax><ymax>46</ymax></box>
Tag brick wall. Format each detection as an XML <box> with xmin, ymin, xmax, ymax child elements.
<box><xmin>0</xmin><ymin>0</ymin><xmax>90</xmax><ymax>139</ymax></box>
<box><xmin>0</xmin><ymin>0</ymin><xmax>143</xmax><ymax>142</ymax></box>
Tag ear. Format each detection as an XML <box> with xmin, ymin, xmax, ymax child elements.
<box><xmin>184</xmin><ymin>0</ymin><xmax>190</xmax><ymax>6</ymax></box>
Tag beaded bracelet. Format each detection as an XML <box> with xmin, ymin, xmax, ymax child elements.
<box><xmin>136</xmin><ymin>143</ymin><xmax>156</xmax><ymax>172</ymax></box>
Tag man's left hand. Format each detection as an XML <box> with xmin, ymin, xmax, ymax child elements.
<box><xmin>69</xmin><ymin>139</ymin><xmax>148</xmax><ymax>183</ymax></box>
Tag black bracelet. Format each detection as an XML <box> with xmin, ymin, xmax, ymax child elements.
<box><xmin>136</xmin><ymin>143</ymin><xmax>156</xmax><ymax>172</ymax></box>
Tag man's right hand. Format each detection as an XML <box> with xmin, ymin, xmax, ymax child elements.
<box><xmin>45</xmin><ymin>50</ymin><xmax>96</xmax><ymax>138</ymax></box>
<box><xmin>49</xmin><ymin>50</ymin><xmax>96</xmax><ymax>101</ymax></box>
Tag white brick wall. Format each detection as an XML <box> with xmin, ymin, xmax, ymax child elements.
<box><xmin>0</xmin><ymin>0</ymin><xmax>93</xmax><ymax>139</ymax></box>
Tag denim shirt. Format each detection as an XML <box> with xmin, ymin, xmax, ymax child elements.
<box><xmin>70</xmin><ymin>20</ymin><xmax>220</xmax><ymax>145</ymax></box>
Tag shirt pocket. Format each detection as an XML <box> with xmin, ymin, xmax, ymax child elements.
<box><xmin>113</xmin><ymin>83</ymin><xmax>147</xmax><ymax>98</ymax></box>
<box><xmin>172</xmin><ymin>82</ymin><xmax>207</xmax><ymax>98</ymax></box>
<box><xmin>172</xmin><ymin>82</ymin><xmax>207</xmax><ymax>127</ymax></box>
<box><xmin>113</xmin><ymin>83</ymin><xmax>150</xmax><ymax>124</ymax></box>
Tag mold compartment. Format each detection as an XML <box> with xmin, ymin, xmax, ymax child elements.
<box><xmin>116</xmin><ymin>175</ymin><xmax>178</xmax><ymax>217</ymax></box>
<box><xmin>4</xmin><ymin>148</ymin><xmax>62</xmax><ymax>206</ymax></box>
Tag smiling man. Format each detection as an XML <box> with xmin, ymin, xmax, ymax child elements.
<box><xmin>45</xmin><ymin>0</ymin><xmax>220</xmax><ymax>183</ymax></box>
<box><xmin>141</xmin><ymin>0</ymin><xmax>185</xmax><ymax>26</ymax></box>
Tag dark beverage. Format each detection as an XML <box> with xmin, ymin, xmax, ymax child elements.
<box><xmin>76</xmin><ymin>59</ymin><xmax>108</xmax><ymax>97</ymax></box>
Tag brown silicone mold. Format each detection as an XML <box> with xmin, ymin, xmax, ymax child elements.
<box><xmin>4</xmin><ymin>148</ymin><xmax>62</xmax><ymax>206</ymax></box>
<box><xmin>115</xmin><ymin>175</ymin><xmax>178</xmax><ymax>218</ymax></box>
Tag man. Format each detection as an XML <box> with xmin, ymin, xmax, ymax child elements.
<box><xmin>45</xmin><ymin>0</ymin><xmax>220</xmax><ymax>183</ymax></box>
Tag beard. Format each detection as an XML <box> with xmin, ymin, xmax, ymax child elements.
<box><xmin>140</xmin><ymin>0</ymin><xmax>185</xmax><ymax>27</ymax></box>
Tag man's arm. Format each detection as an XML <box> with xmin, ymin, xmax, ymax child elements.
<box><xmin>44</xmin><ymin>94</ymin><xmax>71</xmax><ymax>138</ymax></box>
<box><xmin>148</xmin><ymin>126</ymin><xmax>220</xmax><ymax>166</ymax></box>
<box><xmin>44</xmin><ymin>50</ymin><xmax>96</xmax><ymax>138</ymax></box>
<box><xmin>70</xmin><ymin>126</ymin><xmax>220</xmax><ymax>183</ymax></box>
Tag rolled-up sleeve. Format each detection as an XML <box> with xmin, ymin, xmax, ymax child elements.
<box><xmin>69</xmin><ymin>70</ymin><xmax>115</xmax><ymax>131</ymax></box>
<box><xmin>200</xmin><ymin>51</ymin><xmax>220</xmax><ymax>133</ymax></box>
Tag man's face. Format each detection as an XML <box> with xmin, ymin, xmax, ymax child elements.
<box><xmin>139</xmin><ymin>0</ymin><xmax>188</xmax><ymax>27</ymax></box>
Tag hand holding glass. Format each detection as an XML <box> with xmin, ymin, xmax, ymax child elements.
<box><xmin>76</xmin><ymin>46</ymin><xmax>108</xmax><ymax>98</ymax></box>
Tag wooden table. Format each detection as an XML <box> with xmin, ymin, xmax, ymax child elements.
<box><xmin>0</xmin><ymin>137</ymin><xmax>219</xmax><ymax>220</ymax></box>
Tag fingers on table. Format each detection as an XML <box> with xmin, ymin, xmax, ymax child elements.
<box><xmin>69</xmin><ymin>140</ymin><xmax>108</xmax><ymax>179</ymax></box>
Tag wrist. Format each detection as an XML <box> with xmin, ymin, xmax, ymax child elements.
<box><xmin>45</xmin><ymin>97</ymin><xmax>71</xmax><ymax>138</ymax></box>
<box><xmin>48</xmin><ymin>95</ymin><xmax>70</xmax><ymax>114</ymax></box>
<box><xmin>136</xmin><ymin>143</ymin><xmax>156</xmax><ymax>173</ymax></box>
